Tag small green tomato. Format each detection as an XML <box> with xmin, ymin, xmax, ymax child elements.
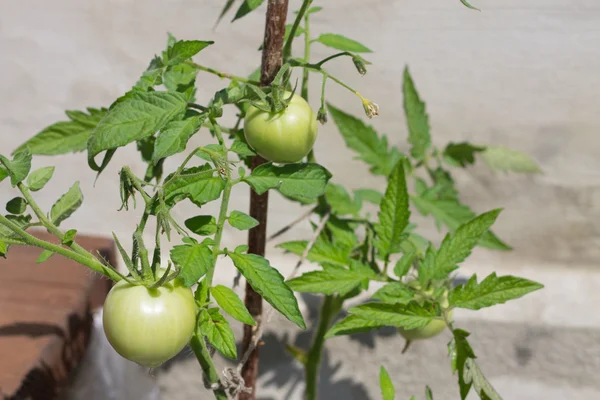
<box><xmin>103</xmin><ymin>277</ymin><xmax>197</xmax><ymax>368</ymax></box>
<box><xmin>243</xmin><ymin>92</ymin><xmax>318</xmax><ymax>163</ymax></box>
<box><xmin>397</xmin><ymin>310</ymin><xmax>452</xmax><ymax>341</ymax></box>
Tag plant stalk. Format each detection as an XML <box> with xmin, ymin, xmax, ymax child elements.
<box><xmin>241</xmin><ymin>1</ymin><xmax>289</xmax><ymax>399</ymax></box>
<box><xmin>190</xmin><ymin>333</ymin><xmax>228</xmax><ymax>400</ymax></box>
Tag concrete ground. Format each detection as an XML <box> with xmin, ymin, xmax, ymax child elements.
<box><xmin>1</xmin><ymin>0</ymin><xmax>600</xmax><ymax>399</ymax></box>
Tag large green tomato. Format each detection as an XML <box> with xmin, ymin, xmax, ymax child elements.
<box><xmin>397</xmin><ymin>310</ymin><xmax>453</xmax><ymax>341</ymax></box>
<box><xmin>103</xmin><ymin>278</ymin><xmax>197</xmax><ymax>368</ymax></box>
<box><xmin>244</xmin><ymin>92</ymin><xmax>318</xmax><ymax>163</ymax></box>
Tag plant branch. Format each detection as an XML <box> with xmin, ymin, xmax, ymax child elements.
<box><xmin>283</xmin><ymin>0</ymin><xmax>313</xmax><ymax>60</ymax></box>
<box><xmin>190</xmin><ymin>334</ymin><xmax>228</xmax><ymax>400</ymax></box>
<box><xmin>185</xmin><ymin>61</ymin><xmax>259</xmax><ymax>85</ymax></box>
<box><xmin>300</xmin><ymin>6</ymin><xmax>311</xmax><ymax>100</ymax></box>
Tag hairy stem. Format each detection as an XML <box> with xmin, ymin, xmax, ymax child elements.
<box><xmin>300</xmin><ymin>8</ymin><xmax>311</xmax><ymax>99</ymax></box>
<box><xmin>190</xmin><ymin>333</ymin><xmax>228</xmax><ymax>400</ymax></box>
<box><xmin>283</xmin><ymin>0</ymin><xmax>313</xmax><ymax>60</ymax></box>
<box><xmin>186</xmin><ymin>61</ymin><xmax>259</xmax><ymax>85</ymax></box>
<box><xmin>305</xmin><ymin>295</ymin><xmax>343</xmax><ymax>400</ymax></box>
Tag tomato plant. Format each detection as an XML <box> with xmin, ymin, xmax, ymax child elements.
<box><xmin>244</xmin><ymin>92</ymin><xmax>318</xmax><ymax>163</ymax></box>
<box><xmin>0</xmin><ymin>0</ymin><xmax>545</xmax><ymax>399</ymax></box>
<box><xmin>103</xmin><ymin>276</ymin><xmax>197</xmax><ymax>368</ymax></box>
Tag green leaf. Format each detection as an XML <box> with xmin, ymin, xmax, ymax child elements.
<box><xmin>62</xmin><ymin>229</ymin><xmax>77</xmax><ymax>245</ymax></box>
<box><xmin>460</xmin><ymin>0</ymin><xmax>480</xmax><ymax>11</ymax></box>
<box><xmin>0</xmin><ymin>150</ymin><xmax>32</xmax><ymax>186</ymax></box>
<box><xmin>374</xmin><ymin>161</ymin><xmax>410</xmax><ymax>259</ymax></box>
<box><xmin>233</xmin><ymin>0</ymin><xmax>265</xmax><ymax>21</ymax></box>
<box><xmin>277</xmin><ymin>237</ymin><xmax>349</xmax><ymax>268</ymax></box>
<box><xmin>14</xmin><ymin>108</ymin><xmax>107</xmax><ymax>156</ymax></box>
<box><xmin>372</xmin><ymin>283</ymin><xmax>415</xmax><ymax>305</ymax></box>
<box><xmin>393</xmin><ymin>251</ymin><xmax>416</xmax><ymax>279</ymax></box>
<box><xmin>348</xmin><ymin>301</ymin><xmax>438</xmax><ymax>330</ymax></box>
<box><xmin>353</xmin><ymin>188</ymin><xmax>383</xmax><ymax>206</ymax></box>
<box><xmin>411</xmin><ymin>196</ymin><xmax>510</xmax><ymax>251</ymax></box>
<box><xmin>87</xmin><ymin>91</ymin><xmax>187</xmax><ymax>171</ymax></box>
<box><xmin>197</xmin><ymin>308</ymin><xmax>237</xmax><ymax>359</ymax></box>
<box><xmin>444</xmin><ymin>142</ymin><xmax>485</xmax><ymax>167</ymax></box>
<box><xmin>481</xmin><ymin>146</ymin><xmax>542</xmax><ymax>174</ymax></box>
<box><xmin>325</xmin><ymin>183</ymin><xmax>361</xmax><ymax>216</ymax></box>
<box><xmin>166</xmin><ymin>40</ymin><xmax>213</xmax><ymax>66</ymax></box>
<box><xmin>403</xmin><ymin>67</ymin><xmax>431</xmax><ymax>161</ymax></box>
<box><xmin>328</xmin><ymin>104</ymin><xmax>401</xmax><ymax>176</ymax></box>
<box><xmin>380</xmin><ymin>366</ymin><xmax>395</xmax><ymax>400</ymax></box>
<box><xmin>0</xmin><ymin>167</ymin><xmax>8</xmax><ymax>183</ymax></box>
<box><xmin>464</xmin><ymin>359</ymin><xmax>502</xmax><ymax>400</ymax></box>
<box><xmin>185</xmin><ymin>215</ymin><xmax>217</xmax><ymax>236</ymax></box>
<box><xmin>315</xmin><ymin>34</ymin><xmax>372</xmax><ymax>53</ymax></box>
<box><xmin>425</xmin><ymin>386</ymin><xmax>434</xmax><ymax>400</ymax></box>
<box><xmin>287</xmin><ymin>265</ymin><xmax>375</xmax><ymax>296</ymax></box>
<box><xmin>303</xmin><ymin>6</ymin><xmax>323</xmax><ymax>14</ymax></box>
<box><xmin>50</xmin><ymin>182</ymin><xmax>83</xmax><ymax>226</ymax></box>
<box><xmin>27</xmin><ymin>167</ymin><xmax>55</xmax><ymax>192</ymax></box>
<box><xmin>0</xmin><ymin>214</ymin><xmax>32</xmax><ymax>238</ymax></box>
<box><xmin>216</xmin><ymin>0</ymin><xmax>236</xmax><ymax>25</ymax></box>
<box><xmin>228</xmin><ymin>210</ymin><xmax>259</xmax><ymax>231</ymax></box>
<box><xmin>170</xmin><ymin>243</ymin><xmax>213</xmax><ymax>287</ymax></box>
<box><xmin>228</xmin><ymin>252</ymin><xmax>305</xmax><ymax>329</ymax></box>
<box><xmin>449</xmin><ymin>273</ymin><xmax>544</xmax><ymax>310</ymax></box>
<box><xmin>164</xmin><ymin>63</ymin><xmax>198</xmax><ymax>100</ymax></box>
<box><xmin>163</xmin><ymin>164</ymin><xmax>225</xmax><ymax>208</ymax></box>
<box><xmin>6</xmin><ymin>197</ymin><xmax>27</xmax><ymax>215</ymax></box>
<box><xmin>211</xmin><ymin>285</ymin><xmax>255</xmax><ymax>326</ymax></box>
<box><xmin>325</xmin><ymin>314</ymin><xmax>385</xmax><ymax>338</ymax></box>
<box><xmin>326</xmin><ymin>217</ymin><xmax>358</xmax><ymax>251</ymax></box>
<box><xmin>230</xmin><ymin>139</ymin><xmax>256</xmax><ymax>157</ymax></box>
<box><xmin>36</xmin><ymin>250</ymin><xmax>54</xmax><ymax>264</ymax></box>
<box><xmin>244</xmin><ymin>163</ymin><xmax>331</xmax><ymax>203</ymax></box>
<box><xmin>153</xmin><ymin>116</ymin><xmax>203</xmax><ymax>162</ymax></box>
<box><xmin>451</xmin><ymin>329</ymin><xmax>476</xmax><ymax>399</ymax></box>
<box><xmin>421</xmin><ymin>209</ymin><xmax>502</xmax><ymax>282</ymax></box>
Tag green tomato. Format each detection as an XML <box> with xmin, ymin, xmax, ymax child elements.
<box><xmin>103</xmin><ymin>278</ymin><xmax>197</xmax><ymax>368</ymax></box>
<box><xmin>244</xmin><ymin>92</ymin><xmax>318</xmax><ymax>163</ymax></box>
<box><xmin>397</xmin><ymin>310</ymin><xmax>453</xmax><ymax>341</ymax></box>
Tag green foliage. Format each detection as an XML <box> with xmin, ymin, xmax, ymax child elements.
<box><xmin>0</xmin><ymin>150</ymin><xmax>32</xmax><ymax>186</ymax></box>
<box><xmin>227</xmin><ymin>210</ymin><xmax>259</xmax><ymax>230</ymax></box>
<box><xmin>228</xmin><ymin>252</ymin><xmax>306</xmax><ymax>329</ymax></box>
<box><xmin>50</xmin><ymin>182</ymin><xmax>83</xmax><ymax>226</ymax></box>
<box><xmin>287</xmin><ymin>264</ymin><xmax>375</xmax><ymax>296</ymax></box>
<box><xmin>197</xmin><ymin>308</ymin><xmax>237</xmax><ymax>359</ymax></box>
<box><xmin>170</xmin><ymin>243</ymin><xmax>212</xmax><ymax>287</ymax></box>
<box><xmin>27</xmin><ymin>167</ymin><xmax>55</xmax><ymax>191</ymax></box>
<box><xmin>444</xmin><ymin>142</ymin><xmax>485</xmax><ymax>167</ymax></box>
<box><xmin>403</xmin><ymin>67</ymin><xmax>431</xmax><ymax>161</ymax></box>
<box><xmin>153</xmin><ymin>116</ymin><xmax>204</xmax><ymax>162</ymax></box>
<box><xmin>211</xmin><ymin>285</ymin><xmax>255</xmax><ymax>326</ymax></box>
<box><xmin>481</xmin><ymin>146</ymin><xmax>542</xmax><ymax>174</ymax></box>
<box><xmin>449</xmin><ymin>273</ymin><xmax>544</xmax><ymax>310</ymax></box>
<box><xmin>185</xmin><ymin>215</ymin><xmax>218</xmax><ymax>236</ymax></box>
<box><xmin>232</xmin><ymin>0</ymin><xmax>265</xmax><ymax>21</ymax></box>
<box><xmin>165</xmin><ymin>40</ymin><xmax>213</xmax><ymax>66</ymax></box>
<box><xmin>380</xmin><ymin>366</ymin><xmax>395</xmax><ymax>400</ymax></box>
<box><xmin>163</xmin><ymin>164</ymin><xmax>226</xmax><ymax>208</ymax></box>
<box><xmin>6</xmin><ymin>197</ymin><xmax>27</xmax><ymax>215</ymax></box>
<box><xmin>346</xmin><ymin>302</ymin><xmax>439</xmax><ymax>330</ymax></box>
<box><xmin>315</xmin><ymin>34</ymin><xmax>372</xmax><ymax>53</ymax></box>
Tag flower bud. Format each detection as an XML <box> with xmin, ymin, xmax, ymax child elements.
<box><xmin>317</xmin><ymin>107</ymin><xmax>328</xmax><ymax>125</ymax></box>
<box><xmin>352</xmin><ymin>56</ymin><xmax>370</xmax><ymax>76</ymax></box>
<box><xmin>362</xmin><ymin>100</ymin><xmax>379</xmax><ymax>119</ymax></box>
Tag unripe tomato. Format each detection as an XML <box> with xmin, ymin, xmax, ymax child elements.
<box><xmin>244</xmin><ymin>92</ymin><xmax>318</xmax><ymax>163</ymax></box>
<box><xmin>103</xmin><ymin>278</ymin><xmax>197</xmax><ymax>368</ymax></box>
<box><xmin>397</xmin><ymin>310</ymin><xmax>453</xmax><ymax>341</ymax></box>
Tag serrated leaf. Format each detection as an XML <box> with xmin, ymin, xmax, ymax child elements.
<box><xmin>481</xmin><ymin>146</ymin><xmax>541</xmax><ymax>174</ymax></box>
<box><xmin>393</xmin><ymin>251</ymin><xmax>416</xmax><ymax>279</ymax></box>
<box><xmin>6</xmin><ymin>197</ymin><xmax>27</xmax><ymax>215</ymax></box>
<box><xmin>27</xmin><ymin>167</ymin><xmax>55</xmax><ymax>192</ymax></box>
<box><xmin>374</xmin><ymin>161</ymin><xmax>410</xmax><ymax>259</ymax></box>
<box><xmin>348</xmin><ymin>302</ymin><xmax>438</xmax><ymax>330</ymax></box>
<box><xmin>449</xmin><ymin>273</ymin><xmax>543</xmax><ymax>310</ymax></box>
<box><xmin>353</xmin><ymin>188</ymin><xmax>383</xmax><ymax>206</ymax></box>
<box><xmin>230</xmin><ymin>139</ymin><xmax>256</xmax><ymax>157</ymax></box>
<box><xmin>164</xmin><ymin>63</ymin><xmax>198</xmax><ymax>100</ymax></box>
<box><xmin>0</xmin><ymin>167</ymin><xmax>8</xmax><ymax>183</ymax></box>
<box><xmin>0</xmin><ymin>214</ymin><xmax>32</xmax><ymax>238</ymax></box>
<box><xmin>87</xmin><ymin>91</ymin><xmax>187</xmax><ymax>171</ymax></box>
<box><xmin>277</xmin><ymin>237</ymin><xmax>349</xmax><ymax>268</ymax></box>
<box><xmin>211</xmin><ymin>285</ymin><xmax>255</xmax><ymax>326</ymax></box>
<box><xmin>50</xmin><ymin>182</ymin><xmax>83</xmax><ymax>226</ymax></box>
<box><xmin>244</xmin><ymin>163</ymin><xmax>331</xmax><ymax>203</ymax></box>
<box><xmin>411</xmin><ymin>196</ymin><xmax>511</xmax><ymax>251</ymax></box>
<box><xmin>451</xmin><ymin>329</ymin><xmax>476</xmax><ymax>399</ymax></box>
<box><xmin>325</xmin><ymin>183</ymin><xmax>361</xmax><ymax>216</ymax></box>
<box><xmin>372</xmin><ymin>283</ymin><xmax>415</xmax><ymax>304</ymax></box>
<box><xmin>325</xmin><ymin>314</ymin><xmax>385</xmax><ymax>338</ymax></box>
<box><xmin>228</xmin><ymin>252</ymin><xmax>305</xmax><ymax>328</ymax></box>
<box><xmin>328</xmin><ymin>104</ymin><xmax>401</xmax><ymax>176</ymax></box>
<box><xmin>327</xmin><ymin>217</ymin><xmax>358</xmax><ymax>251</ymax></box>
<box><xmin>228</xmin><ymin>210</ymin><xmax>259</xmax><ymax>230</ymax></box>
<box><xmin>233</xmin><ymin>0</ymin><xmax>265</xmax><ymax>21</ymax></box>
<box><xmin>185</xmin><ymin>215</ymin><xmax>217</xmax><ymax>236</ymax></box>
<box><xmin>62</xmin><ymin>229</ymin><xmax>77</xmax><ymax>245</ymax></box>
<box><xmin>420</xmin><ymin>210</ymin><xmax>502</xmax><ymax>282</ymax></box>
<box><xmin>170</xmin><ymin>243</ymin><xmax>213</xmax><ymax>287</ymax></box>
<box><xmin>15</xmin><ymin>108</ymin><xmax>107</xmax><ymax>156</ymax></box>
<box><xmin>135</xmin><ymin>56</ymin><xmax>164</xmax><ymax>91</ymax></box>
<box><xmin>444</xmin><ymin>142</ymin><xmax>485</xmax><ymax>167</ymax></box>
<box><xmin>315</xmin><ymin>34</ymin><xmax>372</xmax><ymax>53</ymax></box>
<box><xmin>464</xmin><ymin>359</ymin><xmax>502</xmax><ymax>400</ymax></box>
<box><xmin>216</xmin><ymin>0</ymin><xmax>236</xmax><ymax>25</ymax></box>
<box><xmin>403</xmin><ymin>67</ymin><xmax>431</xmax><ymax>161</ymax></box>
<box><xmin>380</xmin><ymin>366</ymin><xmax>395</xmax><ymax>400</ymax></box>
<box><xmin>163</xmin><ymin>164</ymin><xmax>225</xmax><ymax>208</ymax></box>
<box><xmin>166</xmin><ymin>40</ymin><xmax>213</xmax><ymax>66</ymax></box>
<box><xmin>36</xmin><ymin>250</ymin><xmax>54</xmax><ymax>264</ymax></box>
<box><xmin>287</xmin><ymin>265</ymin><xmax>375</xmax><ymax>296</ymax></box>
<box><xmin>0</xmin><ymin>150</ymin><xmax>32</xmax><ymax>187</ymax></box>
<box><xmin>197</xmin><ymin>308</ymin><xmax>237</xmax><ymax>359</ymax></box>
<box><xmin>153</xmin><ymin>116</ymin><xmax>203</xmax><ymax>162</ymax></box>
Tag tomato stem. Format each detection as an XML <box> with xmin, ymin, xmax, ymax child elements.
<box><xmin>185</xmin><ymin>61</ymin><xmax>259</xmax><ymax>86</ymax></box>
<box><xmin>190</xmin><ymin>333</ymin><xmax>228</xmax><ymax>400</ymax></box>
<box><xmin>283</xmin><ymin>0</ymin><xmax>313</xmax><ymax>61</ymax></box>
